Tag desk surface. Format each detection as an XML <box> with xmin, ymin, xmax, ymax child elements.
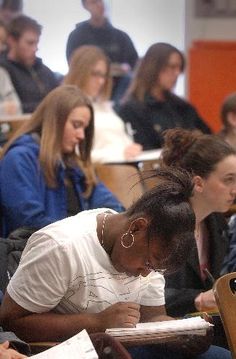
<box><xmin>112</xmin><ymin>329</ymin><xmax>213</xmax><ymax>347</ymax></box>
<box><xmin>0</xmin><ymin>114</ymin><xmax>31</xmax><ymax>122</ymax></box>
<box><xmin>29</xmin><ymin>328</ymin><xmax>213</xmax><ymax>357</ymax></box>
<box><xmin>103</xmin><ymin>149</ymin><xmax>162</xmax><ymax>165</ymax></box>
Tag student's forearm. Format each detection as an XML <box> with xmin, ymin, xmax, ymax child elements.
<box><xmin>4</xmin><ymin>312</ymin><xmax>104</xmax><ymax>342</ymax></box>
<box><xmin>140</xmin><ymin>304</ymin><xmax>172</xmax><ymax>323</ymax></box>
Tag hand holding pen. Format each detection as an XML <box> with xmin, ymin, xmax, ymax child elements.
<box><xmin>195</xmin><ymin>269</ymin><xmax>218</xmax><ymax>312</ymax></box>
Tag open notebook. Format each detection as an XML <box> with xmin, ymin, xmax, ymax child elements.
<box><xmin>106</xmin><ymin>316</ymin><xmax>213</xmax><ymax>338</ymax></box>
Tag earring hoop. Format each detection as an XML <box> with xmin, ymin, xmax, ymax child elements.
<box><xmin>120</xmin><ymin>231</ymin><xmax>135</xmax><ymax>248</ymax></box>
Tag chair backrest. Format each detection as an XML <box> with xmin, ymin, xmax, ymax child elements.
<box><xmin>0</xmin><ymin>115</ymin><xmax>31</xmax><ymax>140</ymax></box>
<box><xmin>213</xmin><ymin>272</ymin><xmax>236</xmax><ymax>358</ymax></box>
<box><xmin>7</xmin><ymin>118</ymin><xmax>29</xmax><ymax>139</ymax></box>
<box><xmin>95</xmin><ymin>164</ymin><xmax>143</xmax><ymax>209</ymax></box>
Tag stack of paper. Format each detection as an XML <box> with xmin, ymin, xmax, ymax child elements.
<box><xmin>106</xmin><ymin>316</ymin><xmax>213</xmax><ymax>338</ymax></box>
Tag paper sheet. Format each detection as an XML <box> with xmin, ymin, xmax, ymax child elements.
<box><xmin>31</xmin><ymin>330</ymin><xmax>98</xmax><ymax>359</ymax></box>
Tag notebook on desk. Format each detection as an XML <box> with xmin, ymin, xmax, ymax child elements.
<box><xmin>103</xmin><ymin>149</ymin><xmax>162</xmax><ymax>164</ymax></box>
<box><xmin>106</xmin><ymin>316</ymin><xmax>213</xmax><ymax>342</ymax></box>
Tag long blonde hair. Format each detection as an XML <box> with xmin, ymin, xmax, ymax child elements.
<box><xmin>64</xmin><ymin>45</ymin><xmax>112</xmax><ymax>102</ymax></box>
<box><xmin>1</xmin><ymin>85</ymin><xmax>97</xmax><ymax>195</ymax></box>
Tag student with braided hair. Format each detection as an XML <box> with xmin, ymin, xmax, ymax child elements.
<box><xmin>0</xmin><ymin>167</ymin><xmax>233</xmax><ymax>358</ymax></box>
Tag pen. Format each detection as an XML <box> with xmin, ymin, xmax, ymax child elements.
<box><xmin>203</xmin><ymin>268</ymin><xmax>215</xmax><ymax>285</ymax></box>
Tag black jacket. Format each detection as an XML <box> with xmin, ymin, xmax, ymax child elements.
<box><xmin>0</xmin><ymin>57</ymin><xmax>58</xmax><ymax>113</ymax></box>
<box><xmin>66</xmin><ymin>20</ymin><xmax>138</xmax><ymax>67</ymax></box>
<box><xmin>117</xmin><ymin>93</ymin><xmax>211</xmax><ymax>150</ymax></box>
<box><xmin>165</xmin><ymin>213</ymin><xmax>229</xmax><ymax>317</ymax></box>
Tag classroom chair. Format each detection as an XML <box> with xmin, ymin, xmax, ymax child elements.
<box><xmin>213</xmin><ymin>272</ymin><xmax>236</xmax><ymax>358</ymax></box>
<box><xmin>95</xmin><ymin>163</ymin><xmax>143</xmax><ymax>209</ymax></box>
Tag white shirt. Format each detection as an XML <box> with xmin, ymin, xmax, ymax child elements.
<box><xmin>0</xmin><ymin>67</ymin><xmax>22</xmax><ymax>115</ymax></box>
<box><xmin>8</xmin><ymin>208</ymin><xmax>165</xmax><ymax>314</ymax></box>
<box><xmin>91</xmin><ymin>102</ymin><xmax>133</xmax><ymax>163</ymax></box>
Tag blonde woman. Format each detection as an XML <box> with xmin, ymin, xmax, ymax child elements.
<box><xmin>64</xmin><ymin>45</ymin><xmax>142</xmax><ymax>163</ymax></box>
<box><xmin>0</xmin><ymin>85</ymin><xmax>123</xmax><ymax>237</ymax></box>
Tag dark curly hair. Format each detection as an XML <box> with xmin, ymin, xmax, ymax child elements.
<box><xmin>160</xmin><ymin>128</ymin><xmax>236</xmax><ymax>178</ymax></box>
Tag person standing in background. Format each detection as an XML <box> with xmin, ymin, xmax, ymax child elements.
<box><xmin>66</xmin><ymin>0</ymin><xmax>138</xmax><ymax>102</ymax></box>
<box><xmin>117</xmin><ymin>43</ymin><xmax>211</xmax><ymax>150</ymax></box>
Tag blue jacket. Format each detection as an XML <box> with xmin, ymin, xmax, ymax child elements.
<box><xmin>0</xmin><ymin>134</ymin><xmax>123</xmax><ymax>237</ymax></box>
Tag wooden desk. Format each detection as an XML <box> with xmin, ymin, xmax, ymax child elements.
<box><xmin>0</xmin><ymin>114</ymin><xmax>31</xmax><ymax>123</ymax></box>
<box><xmin>0</xmin><ymin>114</ymin><xmax>31</xmax><ymax>139</ymax></box>
<box><xmin>29</xmin><ymin>342</ymin><xmax>58</xmax><ymax>355</ymax></box>
<box><xmin>112</xmin><ymin>329</ymin><xmax>212</xmax><ymax>346</ymax></box>
<box><xmin>30</xmin><ymin>328</ymin><xmax>213</xmax><ymax>357</ymax></box>
<box><xmin>102</xmin><ymin>149</ymin><xmax>162</xmax><ymax>165</ymax></box>
<box><xmin>99</xmin><ymin>150</ymin><xmax>162</xmax><ymax>194</ymax></box>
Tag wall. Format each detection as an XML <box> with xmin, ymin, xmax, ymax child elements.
<box><xmin>185</xmin><ymin>0</ymin><xmax>236</xmax><ymax>50</ymax></box>
<box><xmin>185</xmin><ymin>0</ymin><xmax>236</xmax><ymax>131</ymax></box>
<box><xmin>24</xmin><ymin>0</ymin><xmax>88</xmax><ymax>75</ymax></box>
<box><xmin>110</xmin><ymin>0</ymin><xmax>185</xmax><ymax>56</ymax></box>
<box><xmin>24</xmin><ymin>0</ymin><xmax>185</xmax><ymax>84</ymax></box>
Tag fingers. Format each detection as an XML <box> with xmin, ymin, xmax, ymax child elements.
<box><xmin>115</xmin><ymin>302</ymin><xmax>140</xmax><ymax>327</ymax></box>
<box><xmin>99</xmin><ymin>302</ymin><xmax>141</xmax><ymax>329</ymax></box>
<box><xmin>0</xmin><ymin>343</ymin><xmax>27</xmax><ymax>358</ymax></box>
<box><xmin>125</xmin><ymin>302</ymin><xmax>141</xmax><ymax>310</ymax></box>
<box><xmin>1</xmin><ymin>342</ymin><xmax>9</xmax><ymax>350</ymax></box>
<box><xmin>124</xmin><ymin>144</ymin><xmax>142</xmax><ymax>158</ymax></box>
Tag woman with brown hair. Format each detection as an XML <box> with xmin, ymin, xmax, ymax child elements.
<box><xmin>64</xmin><ymin>45</ymin><xmax>142</xmax><ymax>163</ymax></box>
<box><xmin>117</xmin><ymin>42</ymin><xmax>211</xmax><ymax>150</ymax></box>
<box><xmin>0</xmin><ymin>85</ymin><xmax>123</xmax><ymax>237</ymax></box>
<box><xmin>159</xmin><ymin>128</ymin><xmax>236</xmax><ymax>317</ymax></box>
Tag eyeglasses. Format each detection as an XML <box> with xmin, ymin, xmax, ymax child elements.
<box><xmin>165</xmin><ymin>63</ymin><xmax>182</xmax><ymax>72</ymax></box>
<box><xmin>90</xmin><ymin>70</ymin><xmax>108</xmax><ymax>79</ymax></box>
<box><xmin>144</xmin><ymin>260</ymin><xmax>166</xmax><ymax>274</ymax></box>
<box><xmin>144</xmin><ymin>239</ymin><xmax>166</xmax><ymax>274</ymax></box>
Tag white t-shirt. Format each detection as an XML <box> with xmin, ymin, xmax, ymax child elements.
<box><xmin>91</xmin><ymin>102</ymin><xmax>133</xmax><ymax>163</ymax></box>
<box><xmin>0</xmin><ymin>67</ymin><xmax>22</xmax><ymax>115</ymax></box>
<box><xmin>8</xmin><ymin>208</ymin><xmax>165</xmax><ymax>314</ymax></box>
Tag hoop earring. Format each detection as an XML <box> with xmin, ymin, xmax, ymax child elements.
<box><xmin>120</xmin><ymin>231</ymin><xmax>135</xmax><ymax>248</ymax></box>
